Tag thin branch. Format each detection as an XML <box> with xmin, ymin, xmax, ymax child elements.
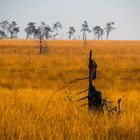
<box><xmin>79</xmin><ymin>103</ymin><xmax>88</xmax><ymax>107</ymax></box>
<box><xmin>54</xmin><ymin>84</ymin><xmax>70</xmax><ymax>93</ymax></box>
<box><xmin>45</xmin><ymin>77</ymin><xmax>88</xmax><ymax>108</ymax></box>
<box><xmin>76</xmin><ymin>89</ymin><xmax>89</xmax><ymax>95</ymax></box>
<box><xmin>66</xmin><ymin>76</ymin><xmax>89</xmax><ymax>84</ymax></box>
<box><xmin>76</xmin><ymin>96</ymin><xmax>88</xmax><ymax>102</ymax></box>
<box><xmin>46</xmin><ymin>84</ymin><xmax>70</xmax><ymax>108</ymax></box>
<box><xmin>46</xmin><ymin>91</ymin><xmax>56</xmax><ymax>108</ymax></box>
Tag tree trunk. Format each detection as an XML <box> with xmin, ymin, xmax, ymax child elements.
<box><xmin>69</xmin><ymin>33</ymin><xmax>71</xmax><ymax>40</ymax></box>
<box><xmin>106</xmin><ymin>32</ymin><xmax>109</xmax><ymax>40</ymax></box>
<box><xmin>98</xmin><ymin>34</ymin><xmax>100</xmax><ymax>40</ymax></box>
<box><xmin>83</xmin><ymin>31</ymin><xmax>86</xmax><ymax>40</ymax></box>
<box><xmin>26</xmin><ymin>34</ymin><xmax>30</xmax><ymax>39</ymax></box>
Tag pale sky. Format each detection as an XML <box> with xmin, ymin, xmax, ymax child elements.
<box><xmin>0</xmin><ymin>0</ymin><xmax>140</xmax><ymax>40</ymax></box>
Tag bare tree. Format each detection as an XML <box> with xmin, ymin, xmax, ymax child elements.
<box><xmin>25</xmin><ymin>22</ymin><xmax>36</xmax><ymax>39</ymax></box>
<box><xmin>34</xmin><ymin>25</ymin><xmax>48</xmax><ymax>55</ymax></box>
<box><xmin>8</xmin><ymin>21</ymin><xmax>20</xmax><ymax>38</ymax></box>
<box><xmin>105</xmin><ymin>22</ymin><xmax>115</xmax><ymax>40</ymax></box>
<box><xmin>53</xmin><ymin>21</ymin><xmax>62</xmax><ymax>39</ymax></box>
<box><xmin>38</xmin><ymin>30</ymin><xmax>45</xmax><ymax>55</ymax></box>
<box><xmin>81</xmin><ymin>21</ymin><xmax>90</xmax><ymax>40</ymax></box>
<box><xmin>0</xmin><ymin>20</ymin><xmax>9</xmax><ymax>39</ymax></box>
<box><xmin>67</xmin><ymin>27</ymin><xmax>75</xmax><ymax>40</ymax></box>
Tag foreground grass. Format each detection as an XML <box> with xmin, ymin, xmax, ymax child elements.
<box><xmin>0</xmin><ymin>40</ymin><xmax>140</xmax><ymax>139</ymax></box>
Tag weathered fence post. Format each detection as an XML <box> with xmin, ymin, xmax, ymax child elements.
<box><xmin>88</xmin><ymin>50</ymin><xmax>96</xmax><ymax>110</ymax></box>
<box><xmin>88</xmin><ymin>50</ymin><xmax>93</xmax><ymax>110</ymax></box>
<box><xmin>50</xmin><ymin>50</ymin><xmax>122</xmax><ymax>115</ymax></box>
<box><xmin>88</xmin><ymin>50</ymin><xmax>103</xmax><ymax>111</ymax></box>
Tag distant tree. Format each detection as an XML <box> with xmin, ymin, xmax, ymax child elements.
<box><xmin>81</xmin><ymin>21</ymin><xmax>90</xmax><ymax>40</ymax></box>
<box><xmin>93</xmin><ymin>26</ymin><xmax>101</xmax><ymax>40</ymax></box>
<box><xmin>35</xmin><ymin>27</ymin><xmax>47</xmax><ymax>55</ymax></box>
<box><xmin>37</xmin><ymin>28</ymin><xmax>45</xmax><ymax>55</ymax></box>
<box><xmin>14</xmin><ymin>27</ymin><xmax>20</xmax><ymax>38</ymax></box>
<box><xmin>0</xmin><ymin>20</ymin><xmax>9</xmax><ymax>39</ymax></box>
<box><xmin>93</xmin><ymin>26</ymin><xmax>104</xmax><ymax>40</ymax></box>
<box><xmin>52</xmin><ymin>21</ymin><xmax>62</xmax><ymax>39</ymax></box>
<box><xmin>34</xmin><ymin>25</ymin><xmax>48</xmax><ymax>55</ymax></box>
<box><xmin>33</xmin><ymin>28</ymin><xmax>40</xmax><ymax>39</ymax></box>
<box><xmin>105</xmin><ymin>22</ymin><xmax>115</xmax><ymax>40</ymax></box>
<box><xmin>44</xmin><ymin>26</ymin><xmax>52</xmax><ymax>39</ymax></box>
<box><xmin>0</xmin><ymin>30</ymin><xmax>6</xmax><ymax>39</ymax></box>
<box><xmin>67</xmin><ymin>27</ymin><xmax>75</xmax><ymax>40</ymax></box>
<box><xmin>38</xmin><ymin>22</ymin><xmax>46</xmax><ymax>39</ymax></box>
<box><xmin>25</xmin><ymin>22</ymin><xmax>36</xmax><ymax>39</ymax></box>
<box><xmin>7</xmin><ymin>21</ymin><xmax>20</xmax><ymax>38</ymax></box>
<box><xmin>100</xmin><ymin>28</ymin><xmax>104</xmax><ymax>40</ymax></box>
<box><xmin>34</xmin><ymin>22</ymin><xmax>52</xmax><ymax>39</ymax></box>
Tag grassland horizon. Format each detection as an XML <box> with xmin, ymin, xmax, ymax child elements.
<box><xmin>0</xmin><ymin>40</ymin><xmax>140</xmax><ymax>139</ymax></box>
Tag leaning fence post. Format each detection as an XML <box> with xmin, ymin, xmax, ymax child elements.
<box><xmin>49</xmin><ymin>50</ymin><xmax>122</xmax><ymax>115</ymax></box>
<box><xmin>88</xmin><ymin>50</ymin><xmax>97</xmax><ymax>111</ymax></box>
<box><xmin>88</xmin><ymin>50</ymin><xmax>92</xmax><ymax>110</ymax></box>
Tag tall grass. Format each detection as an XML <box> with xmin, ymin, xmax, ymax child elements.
<box><xmin>0</xmin><ymin>40</ymin><xmax>140</xmax><ymax>139</ymax></box>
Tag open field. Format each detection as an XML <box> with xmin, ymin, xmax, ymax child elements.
<box><xmin>0</xmin><ymin>40</ymin><xmax>140</xmax><ymax>139</ymax></box>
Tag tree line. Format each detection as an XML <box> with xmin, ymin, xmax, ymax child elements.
<box><xmin>0</xmin><ymin>20</ymin><xmax>115</xmax><ymax>40</ymax></box>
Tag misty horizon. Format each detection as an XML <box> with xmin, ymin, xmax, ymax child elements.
<box><xmin>0</xmin><ymin>0</ymin><xmax>140</xmax><ymax>40</ymax></box>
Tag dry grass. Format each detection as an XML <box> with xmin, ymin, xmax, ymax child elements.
<box><xmin>0</xmin><ymin>39</ymin><xmax>140</xmax><ymax>140</ymax></box>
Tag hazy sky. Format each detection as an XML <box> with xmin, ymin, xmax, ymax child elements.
<box><xmin>0</xmin><ymin>0</ymin><xmax>140</xmax><ymax>40</ymax></box>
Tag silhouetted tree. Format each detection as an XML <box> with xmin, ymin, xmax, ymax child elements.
<box><xmin>105</xmin><ymin>22</ymin><xmax>115</xmax><ymax>40</ymax></box>
<box><xmin>53</xmin><ymin>21</ymin><xmax>62</xmax><ymax>39</ymax></box>
<box><xmin>39</xmin><ymin>22</ymin><xmax>46</xmax><ymax>39</ymax></box>
<box><xmin>34</xmin><ymin>25</ymin><xmax>48</xmax><ymax>55</ymax></box>
<box><xmin>44</xmin><ymin>26</ymin><xmax>52</xmax><ymax>39</ymax></box>
<box><xmin>0</xmin><ymin>30</ymin><xmax>6</xmax><ymax>39</ymax></box>
<box><xmin>25</xmin><ymin>22</ymin><xmax>36</xmax><ymax>39</ymax></box>
<box><xmin>93</xmin><ymin>26</ymin><xmax>101</xmax><ymax>40</ymax></box>
<box><xmin>100</xmin><ymin>28</ymin><xmax>104</xmax><ymax>40</ymax></box>
<box><xmin>34</xmin><ymin>22</ymin><xmax>52</xmax><ymax>39</ymax></box>
<box><xmin>67</xmin><ymin>27</ymin><xmax>75</xmax><ymax>40</ymax></box>
<box><xmin>8</xmin><ymin>21</ymin><xmax>20</xmax><ymax>38</ymax></box>
<box><xmin>37</xmin><ymin>28</ymin><xmax>44</xmax><ymax>54</ymax></box>
<box><xmin>93</xmin><ymin>26</ymin><xmax>104</xmax><ymax>40</ymax></box>
<box><xmin>81</xmin><ymin>21</ymin><xmax>90</xmax><ymax>40</ymax></box>
<box><xmin>0</xmin><ymin>20</ymin><xmax>9</xmax><ymax>39</ymax></box>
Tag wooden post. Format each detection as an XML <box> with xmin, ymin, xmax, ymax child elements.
<box><xmin>88</xmin><ymin>50</ymin><xmax>102</xmax><ymax>111</ymax></box>
<box><xmin>88</xmin><ymin>50</ymin><xmax>93</xmax><ymax>110</ymax></box>
<box><xmin>89</xmin><ymin>50</ymin><xmax>92</xmax><ymax>82</ymax></box>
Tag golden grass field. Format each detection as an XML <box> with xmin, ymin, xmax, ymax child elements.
<box><xmin>0</xmin><ymin>39</ymin><xmax>140</xmax><ymax>140</ymax></box>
